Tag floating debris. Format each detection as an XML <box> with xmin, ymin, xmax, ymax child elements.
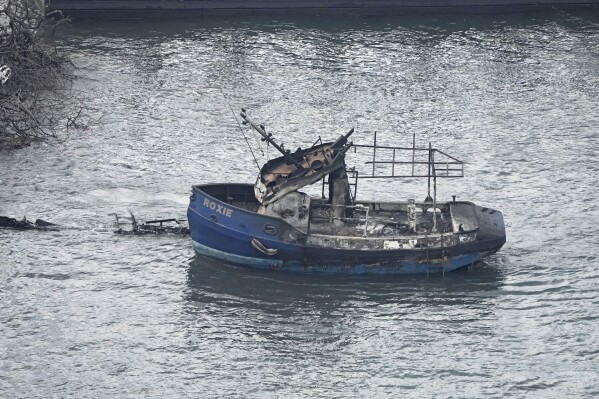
<box><xmin>1</xmin><ymin>213</ymin><xmax>189</xmax><ymax>236</ymax></box>
<box><xmin>0</xmin><ymin>216</ymin><xmax>59</xmax><ymax>231</ymax></box>
<box><xmin>112</xmin><ymin>213</ymin><xmax>189</xmax><ymax>236</ymax></box>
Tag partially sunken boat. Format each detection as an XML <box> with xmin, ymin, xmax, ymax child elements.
<box><xmin>187</xmin><ymin>109</ymin><xmax>506</xmax><ymax>274</ymax></box>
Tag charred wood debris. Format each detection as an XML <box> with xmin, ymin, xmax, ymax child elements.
<box><xmin>111</xmin><ymin>213</ymin><xmax>189</xmax><ymax>235</ymax></box>
<box><xmin>0</xmin><ymin>213</ymin><xmax>190</xmax><ymax>236</ymax></box>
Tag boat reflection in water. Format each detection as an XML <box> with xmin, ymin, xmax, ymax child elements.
<box><xmin>187</xmin><ymin>109</ymin><xmax>506</xmax><ymax>274</ymax></box>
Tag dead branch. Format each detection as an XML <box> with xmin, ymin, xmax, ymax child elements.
<box><xmin>0</xmin><ymin>0</ymin><xmax>82</xmax><ymax>150</ymax></box>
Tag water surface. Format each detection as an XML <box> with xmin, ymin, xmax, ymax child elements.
<box><xmin>1</xmin><ymin>10</ymin><xmax>598</xmax><ymax>398</ymax></box>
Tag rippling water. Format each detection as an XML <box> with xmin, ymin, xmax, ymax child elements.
<box><xmin>1</xmin><ymin>10</ymin><xmax>598</xmax><ymax>397</ymax></box>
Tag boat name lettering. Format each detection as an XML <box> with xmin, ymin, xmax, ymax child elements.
<box><xmin>203</xmin><ymin>198</ymin><xmax>233</xmax><ymax>217</ymax></box>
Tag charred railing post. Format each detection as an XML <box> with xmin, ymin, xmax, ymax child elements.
<box><xmin>432</xmin><ymin>150</ymin><xmax>438</xmax><ymax>232</ymax></box>
<box><xmin>427</xmin><ymin>142</ymin><xmax>432</xmax><ymax>201</ymax></box>
<box><xmin>412</xmin><ymin>133</ymin><xmax>416</xmax><ymax>177</ymax></box>
<box><xmin>372</xmin><ymin>131</ymin><xmax>377</xmax><ymax>177</ymax></box>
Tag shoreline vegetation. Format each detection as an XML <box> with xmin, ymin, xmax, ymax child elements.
<box><xmin>0</xmin><ymin>0</ymin><xmax>81</xmax><ymax>151</ymax></box>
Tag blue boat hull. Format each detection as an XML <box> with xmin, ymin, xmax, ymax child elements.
<box><xmin>191</xmin><ymin>239</ymin><xmax>496</xmax><ymax>274</ymax></box>
<box><xmin>187</xmin><ymin>184</ymin><xmax>505</xmax><ymax>274</ymax></box>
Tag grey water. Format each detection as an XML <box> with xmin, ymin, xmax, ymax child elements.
<box><xmin>1</xmin><ymin>9</ymin><xmax>599</xmax><ymax>397</ymax></box>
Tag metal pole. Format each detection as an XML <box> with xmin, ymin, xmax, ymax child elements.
<box><xmin>432</xmin><ymin>150</ymin><xmax>438</xmax><ymax>232</ymax></box>
<box><xmin>412</xmin><ymin>133</ymin><xmax>416</xmax><ymax>177</ymax></box>
<box><xmin>354</xmin><ymin>171</ymin><xmax>358</xmax><ymax>200</ymax></box>
<box><xmin>427</xmin><ymin>142</ymin><xmax>432</xmax><ymax>199</ymax></box>
<box><xmin>372</xmin><ymin>131</ymin><xmax>377</xmax><ymax>177</ymax></box>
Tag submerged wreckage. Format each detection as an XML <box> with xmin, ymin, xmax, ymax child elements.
<box><xmin>187</xmin><ymin>109</ymin><xmax>506</xmax><ymax>274</ymax></box>
<box><xmin>0</xmin><ymin>214</ymin><xmax>189</xmax><ymax>235</ymax></box>
<box><xmin>0</xmin><ymin>216</ymin><xmax>58</xmax><ymax>231</ymax></box>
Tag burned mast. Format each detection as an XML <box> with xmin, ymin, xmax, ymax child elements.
<box><xmin>240</xmin><ymin>109</ymin><xmax>354</xmax><ymax>212</ymax></box>
<box><xmin>240</xmin><ymin>108</ymin><xmax>300</xmax><ymax>168</ymax></box>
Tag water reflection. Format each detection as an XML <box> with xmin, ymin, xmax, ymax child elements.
<box><xmin>181</xmin><ymin>256</ymin><xmax>506</xmax><ymax>372</ymax></box>
<box><xmin>184</xmin><ymin>255</ymin><xmax>505</xmax><ymax>313</ymax></box>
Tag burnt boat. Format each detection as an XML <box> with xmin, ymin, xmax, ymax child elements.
<box><xmin>187</xmin><ymin>109</ymin><xmax>506</xmax><ymax>274</ymax></box>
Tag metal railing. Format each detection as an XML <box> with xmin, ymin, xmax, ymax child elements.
<box><xmin>351</xmin><ymin>132</ymin><xmax>463</xmax><ymax>179</ymax></box>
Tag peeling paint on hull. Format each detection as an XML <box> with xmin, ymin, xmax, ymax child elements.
<box><xmin>192</xmin><ymin>240</ymin><xmax>493</xmax><ymax>274</ymax></box>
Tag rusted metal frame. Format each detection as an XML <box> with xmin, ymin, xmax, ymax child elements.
<box><xmin>302</xmin><ymin>153</ymin><xmax>315</xmax><ymax>173</ymax></box>
<box><xmin>352</xmin><ymin>140</ymin><xmax>437</xmax><ymax>179</ymax></box>
<box><xmin>434</xmin><ymin>148</ymin><xmax>463</xmax><ymax>163</ymax></box>
<box><xmin>361</xmin><ymin>146</ymin><xmax>462</xmax><ymax>179</ymax></box>
<box><xmin>316</xmin><ymin>136</ymin><xmax>329</xmax><ymax>164</ymax></box>
<box><xmin>365</xmin><ymin>161</ymin><xmax>462</xmax><ymax>165</ymax></box>
<box><xmin>294</xmin><ymin>136</ymin><xmax>323</xmax><ymax>173</ymax></box>
<box><xmin>144</xmin><ymin>218</ymin><xmax>180</xmax><ymax>226</ymax></box>
<box><xmin>352</xmin><ymin>144</ymin><xmax>431</xmax><ymax>151</ymax></box>
<box><xmin>319</xmin><ymin>169</ymin><xmax>359</xmax><ymax>201</ymax></box>
<box><xmin>342</xmin><ymin>168</ymin><xmax>359</xmax><ymax>202</ymax></box>
<box><xmin>366</xmin><ymin>161</ymin><xmax>464</xmax><ymax>177</ymax></box>
<box><xmin>352</xmin><ymin>170</ymin><xmax>359</xmax><ymax>200</ymax></box>
<box><xmin>435</xmin><ymin>149</ymin><xmax>464</xmax><ymax>177</ymax></box>
<box><xmin>436</xmin><ymin>166</ymin><xmax>464</xmax><ymax>177</ymax></box>
<box><xmin>308</xmin><ymin>135</ymin><xmax>323</xmax><ymax>151</ymax></box>
<box><xmin>354</xmin><ymin>175</ymin><xmax>463</xmax><ymax>178</ymax></box>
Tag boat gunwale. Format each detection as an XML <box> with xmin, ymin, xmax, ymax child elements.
<box><xmin>192</xmin><ymin>182</ymin><xmax>481</xmax><ymax>209</ymax></box>
<box><xmin>190</xmin><ymin>183</ymin><xmax>308</xmax><ymax>237</ymax></box>
<box><xmin>190</xmin><ymin>183</ymin><xmax>499</xmax><ymax>246</ymax></box>
<box><xmin>189</xmin><ymin>184</ymin><xmax>505</xmax><ymax>262</ymax></box>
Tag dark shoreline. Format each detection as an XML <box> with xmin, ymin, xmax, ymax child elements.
<box><xmin>47</xmin><ymin>0</ymin><xmax>599</xmax><ymax>19</ymax></box>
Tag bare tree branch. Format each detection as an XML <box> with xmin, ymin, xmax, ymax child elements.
<box><xmin>0</xmin><ymin>0</ymin><xmax>82</xmax><ymax>150</ymax></box>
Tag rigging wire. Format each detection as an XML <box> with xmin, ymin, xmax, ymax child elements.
<box><xmin>252</xmin><ymin>124</ymin><xmax>265</xmax><ymax>155</ymax></box>
<box><xmin>224</xmin><ymin>99</ymin><xmax>262</xmax><ymax>172</ymax></box>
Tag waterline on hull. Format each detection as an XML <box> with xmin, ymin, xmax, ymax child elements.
<box><xmin>192</xmin><ymin>240</ymin><xmax>492</xmax><ymax>274</ymax></box>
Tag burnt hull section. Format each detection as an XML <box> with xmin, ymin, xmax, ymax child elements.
<box><xmin>192</xmin><ymin>238</ymin><xmax>497</xmax><ymax>274</ymax></box>
<box><xmin>188</xmin><ymin>184</ymin><xmax>506</xmax><ymax>274</ymax></box>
